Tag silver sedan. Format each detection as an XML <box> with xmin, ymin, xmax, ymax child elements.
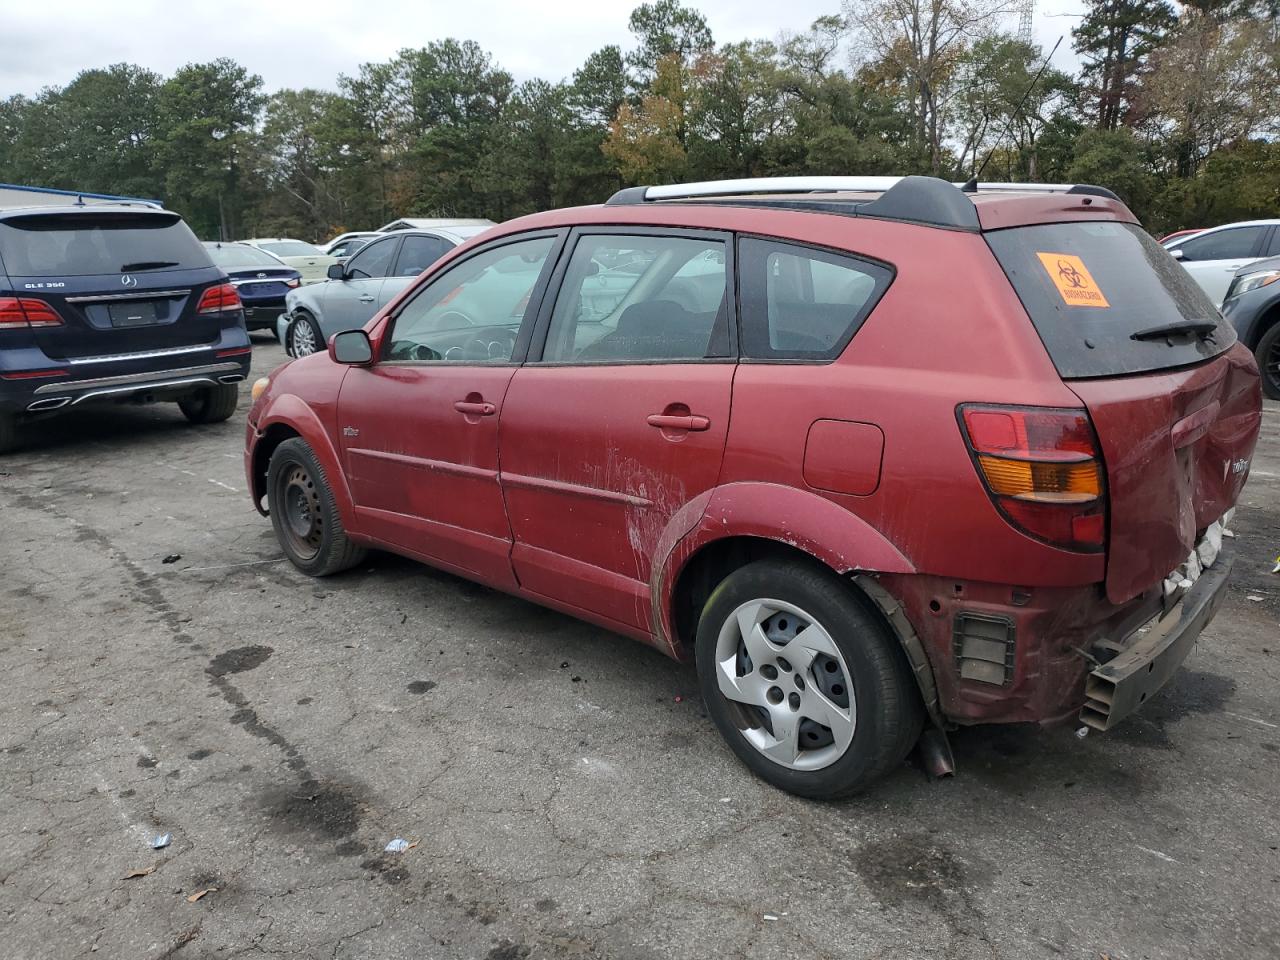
<box><xmin>277</xmin><ymin>224</ymin><xmax>494</xmax><ymax>356</ymax></box>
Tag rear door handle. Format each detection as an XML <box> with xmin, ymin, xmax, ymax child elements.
<box><xmin>647</xmin><ymin>413</ymin><xmax>711</xmax><ymax>432</ymax></box>
<box><xmin>454</xmin><ymin>400</ymin><xmax>496</xmax><ymax>417</ymax></box>
<box><xmin>358</xmin><ymin>295</ymin><xmax>376</xmax><ymax>303</ymax></box>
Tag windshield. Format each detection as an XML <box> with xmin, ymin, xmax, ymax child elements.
<box><xmin>205</xmin><ymin>243</ymin><xmax>284</xmax><ymax>269</ymax></box>
<box><xmin>259</xmin><ymin>240</ymin><xmax>322</xmax><ymax>257</ymax></box>
<box><xmin>986</xmin><ymin>221</ymin><xmax>1234</xmax><ymax>378</ymax></box>
<box><xmin>0</xmin><ymin>211</ymin><xmax>211</xmax><ymax>277</ymax></box>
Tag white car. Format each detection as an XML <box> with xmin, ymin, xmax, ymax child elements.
<box><xmin>239</xmin><ymin>238</ymin><xmax>338</xmax><ymax>284</ymax></box>
<box><xmin>321</xmin><ymin>231</ymin><xmax>381</xmax><ymax>259</ymax></box>
<box><xmin>276</xmin><ymin>223</ymin><xmax>496</xmax><ymax>355</ymax></box>
<box><xmin>378</xmin><ymin>216</ymin><xmax>495</xmax><ymax>233</ymax></box>
<box><xmin>1162</xmin><ymin>220</ymin><xmax>1280</xmax><ymax>306</ymax></box>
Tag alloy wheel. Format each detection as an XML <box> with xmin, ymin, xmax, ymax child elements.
<box><xmin>713</xmin><ymin>598</ymin><xmax>855</xmax><ymax>771</ymax></box>
<box><xmin>290</xmin><ymin>318</ymin><xmax>318</xmax><ymax>357</ymax></box>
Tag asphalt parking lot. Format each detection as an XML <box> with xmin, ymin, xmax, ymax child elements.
<box><xmin>3</xmin><ymin>337</ymin><xmax>1279</xmax><ymax>960</ymax></box>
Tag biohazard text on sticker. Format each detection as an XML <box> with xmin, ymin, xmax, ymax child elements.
<box><xmin>1035</xmin><ymin>252</ymin><xmax>1110</xmax><ymax>308</ymax></box>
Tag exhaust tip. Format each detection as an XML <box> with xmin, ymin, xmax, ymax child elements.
<box><xmin>218</xmin><ymin>374</ymin><xmax>245</xmax><ymax>384</ymax></box>
<box><xmin>27</xmin><ymin>396</ymin><xmax>72</xmax><ymax>411</ymax></box>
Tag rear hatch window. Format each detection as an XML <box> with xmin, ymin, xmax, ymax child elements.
<box><xmin>986</xmin><ymin>222</ymin><xmax>1234</xmax><ymax>378</ymax></box>
<box><xmin>0</xmin><ymin>211</ymin><xmax>212</xmax><ymax>277</ymax></box>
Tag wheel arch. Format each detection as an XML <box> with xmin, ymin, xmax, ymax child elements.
<box><xmin>250</xmin><ymin>394</ymin><xmax>355</xmax><ymax>528</ymax></box>
<box><xmin>1248</xmin><ymin>300</ymin><xmax>1280</xmax><ymax>349</ymax></box>
<box><xmin>653</xmin><ymin>482</ymin><xmax>940</xmax><ymax>724</ymax></box>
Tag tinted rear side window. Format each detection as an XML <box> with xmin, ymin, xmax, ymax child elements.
<box><xmin>738</xmin><ymin>238</ymin><xmax>892</xmax><ymax>360</ymax></box>
<box><xmin>0</xmin><ymin>212</ymin><xmax>211</xmax><ymax>277</ymax></box>
<box><xmin>986</xmin><ymin>222</ymin><xmax>1234</xmax><ymax>378</ymax></box>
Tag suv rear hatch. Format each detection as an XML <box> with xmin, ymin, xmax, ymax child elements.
<box><xmin>0</xmin><ymin>209</ymin><xmax>224</xmax><ymax>359</ymax></box>
<box><xmin>987</xmin><ymin>221</ymin><xmax>1262</xmax><ymax>603</ymax></box>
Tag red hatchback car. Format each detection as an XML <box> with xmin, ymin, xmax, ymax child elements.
<box><xmin>245</xmin><ymin>176</ymin><xmax>1262</xmax><ymax>798</ymax></box>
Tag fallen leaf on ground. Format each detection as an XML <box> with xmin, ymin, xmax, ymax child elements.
<box><xmin>122</xmin><ymin>865</ymin><xmax>156</xmax><ymax>879</ymax></box>
<box><xmin>186</xmin><ymin>887</ymin><xmax>217</xmax><ymax>903</ymax></box>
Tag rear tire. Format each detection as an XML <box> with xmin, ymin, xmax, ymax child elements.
<box><xmin>695</xmin><ymin>559</ymin><xmax>922</xmax><ymax>800</ymax></box>
<box><xmin>1255</xmin><ymin>321</ymin><xmax>1280</xmax><ymax>401</ymax></box>
<box><xmin>0</xmin><ymin>412</ymin><xmax>18</xmax><ymax>454</ymax></box>
<box><xmin>267</xmin><ymin>437</ymin><xmax>366</xmax><ymax>576</ymax></box>
<box><xmin>178</xmin><ymin>383</ymin><xmax>240</xmax><ymax>424</ymax></box>
<box><xmin>289</xmin><ymin>311</ymin><xmax>324</xmax><ymax>357</ymax></box>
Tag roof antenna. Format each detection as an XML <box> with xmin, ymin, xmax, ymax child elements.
<box><xmin>963</xmin><ymin>35</ymin><xmax>1063</xmax><ymax>192</ymax></box>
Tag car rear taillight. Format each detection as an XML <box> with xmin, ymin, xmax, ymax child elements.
<box><xmin>0</xmin><ymin>297</ymin><xmax>64</xmax><ymax>328</ymax></box>
<box><xmin>284</xmin><ymin>278</ymin><xmax>300</xmax><ymax>288</ymax></box>
<box><xmin>197</xmin><ymin>283</ymin><xmax>242</xmax><ymax>314</ymax></box>
<box><xmin>958</xmin><ymin>404</ymin><xmax>1106</xmax><ymax>552</ymax></box>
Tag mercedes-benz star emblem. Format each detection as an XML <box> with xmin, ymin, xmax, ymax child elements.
<box><xmin>121</xmin><ymin>274</ymin><xmax>137</xmax><ymax>287</ymax></box>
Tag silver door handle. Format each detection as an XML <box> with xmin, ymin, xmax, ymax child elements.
<box><xmin>358</xmin><ymin>295</ymin><xmax>375</xmax><ymax>302</ymax></box>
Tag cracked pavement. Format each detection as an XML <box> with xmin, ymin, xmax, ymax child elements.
<box><xmin>2</xmin><ymin>339</ymin><xmax>1279</xmax><ymax>960</ymax></box>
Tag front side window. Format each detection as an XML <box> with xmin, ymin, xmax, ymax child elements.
<box><xmin>738</xmin><ymin>238</ymin><xmax>891</xmax><ymax>360</ymax></box>
<box><xmin>396</xmin><ymin>235</ymin><xmax>453</xmax><ymax>276</ymax></box>
<box><xmin>1176</xmin><ymin>226</ymin><xmax>1265</xmax><ymax>262</ymax></box>
<box><xmin>384</xmin><ymin>236</ymin><xmax>554</xmax><ymax>363</ymax></box>
<box><xmin>345</xmin><ymin>237</ymin><xmax>398</xmax><ymax>279</ymax></box>
<box><xmin>541</xmin><ymin>234</ymin><xmax>729</xmax><ymax>362</ymax></box>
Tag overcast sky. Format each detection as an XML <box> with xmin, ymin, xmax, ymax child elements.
<box><xmin>5</xmin><ymin>0</ymin><xmax>1085</xmax><ymax>97</ymax></box>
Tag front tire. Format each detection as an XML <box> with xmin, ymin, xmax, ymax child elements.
<box><xmin>289</xmin><ymin>311</ymin><xmax>324</xmax><ymax>358</ymax></box>
<box><xmin>695</xmin><ymin>559</ymin><xmax>922</xmax><ymax>800</ymax></box>
<box><xmin>178</xmin><ymin>383</ymin><xmax>239</xmax><ymax>424</ymax></box>
<box><xmin>266</xmin><ymin>437</ymin><xmax>366</xmax><ymax>577</ymax></box>
<box><xmin>1255</xmin><ymin>321</ymin><xmax>1280</xmax><ymax>401</ymax></box>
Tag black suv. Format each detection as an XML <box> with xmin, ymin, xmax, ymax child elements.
<box><xmin>0</xmin><ymin>201</ymin><xmax>251</xmax><ymax>452</ymax></box>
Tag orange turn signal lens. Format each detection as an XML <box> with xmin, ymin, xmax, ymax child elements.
<box><xmin>975</xmin><ymin>455</ymin><xmax>1101</xmax><ymax>503</ymax></box>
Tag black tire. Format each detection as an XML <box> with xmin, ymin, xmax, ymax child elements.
<box><xmin>288</xmin><ymin>311</ymin><xmax>324</xmax><ymax>357</ymax></box>
<box><xmin>695</xmin><ymin>559</ymin><xmax>922</xmax><ymax>800</ymax></box>
<box><xmin>1255</xmin><ymin>321</ymin><xmax>1280</xmax><ymax>401</ymax></box>
<box><xmin>178</xmin><ymin>383</ymin><xmax>240</xmax><ymax>424</ymax></box>
<box><xmin>266</xmin><ymin>437</ymin><xmax>366</xmax><ymax>576</ymax></box>
<box><xmin>0</xmin><ymin>412</ymin><xmax>18</xmax><ymax>454</ymax></box>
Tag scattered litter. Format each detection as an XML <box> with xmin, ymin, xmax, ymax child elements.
<box><xmin>122</xmin><ymin>865</ymin><xmax>156</xmax><ymax>880</ymax></box>
<box><xmin>719</xmin><ymin>797</ymin><xmax>731</xmax><ymax>803</ymax></box>
<box><xmin>571</xmin><ymin>675</ymin><xmax>582</xmax><ymax>683</ymax></box>
<box><xmin>1075</xmin><ymin>726</ymin><xmax>1089</xmax><ymax>739</ymax></box>
<box><xmin>1272</xmin><ymin>555</ymin><xmax>1279</xmax><ymax>575</ymax></box>
<box><xmin>763</xmin><ymin>913</ymin><xmax>779</xmax><ymax>921</ymax></box>
<box><xmin>384</xmin><ymin>837</ymin><xmax>419</xmax><ymax>854</ymax></box>
<box><xmin>1247</xmin><ymin>595</ymin><xmax>1265</xmax><ymax>602</ymax></box>
<box><xmin>674</xmin><ymin>695</ymin><xmax>684</xmax><ymax>703</ymax></box>
<box><xmin>151</xmin><ymin>833</ymin><xmax>172</xmax><ymax>850</ymax></box>
<box><xmin>560</xmin><ymin>661</ymin><xmax>569</xmax><ymax>669</ymax></box>
<box><xmin>1134</xmin><ymin>845</ymin><xmax>1177</xmax><ymax>864</ymax></box>
<box><xmin>186</xmin><ymin>887</ymin><xmax>217</xmax><ymax>903</ymax></box>
<box><xmin>162</xmin><ymin>554</ymin><xmax>181</xmax><ymax>564</ymax></box>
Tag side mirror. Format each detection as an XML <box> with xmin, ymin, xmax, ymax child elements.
<box><xmin>327</xmin><ymin>263</ymin><xmax>346</xmax><ymax>280</ymax></box>
<box><xmin>1169</xmin><ymin>248</ymin><xmax>1186</xmax><ymax>261</ymax></box>
<box><xmin>330</xmin><ymin>329</ymin><xmax>373</xmax><ymax>365</ymax></box>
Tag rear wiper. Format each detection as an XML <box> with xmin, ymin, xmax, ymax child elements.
<box><xmin>119</xmin><ymin>260</ymin><xmax>179</xmax><ymax>271</ymax></box>
<box><xmin>1130</xmin><ymin>319</ymin><xmax>1218</xmax><ymax>342</ymax></box>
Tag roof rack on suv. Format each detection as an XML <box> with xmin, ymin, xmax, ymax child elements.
<box><xmin>604</xmin><ymin>176</ymin><xmax>1120</xmax><ymax>231</ymax></box>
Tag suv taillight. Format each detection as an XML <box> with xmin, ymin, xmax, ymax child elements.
<box><xmin>958</xmin><ymin>404</ymin><xmax>1106</xmax><ymax>552</ymax></box>
<box><xmin>197</xmin><ymin>283</ymin><xmax>242</xmax><ymax>314</ymax></box>
<box><xmin>0</xmin><ymin>297</ymin><xmax>64</xmax><ymax>328</ymax></box>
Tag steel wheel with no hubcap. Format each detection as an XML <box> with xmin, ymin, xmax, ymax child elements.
<box><xmin>714</xmin><ymin>598</ymin><xmax>855</xmax><ymax>771</ymax></box>
<box><xmin>278</xmin><ymin>464</ymin><xmax>324</xmax><ymax>561</ymax></box>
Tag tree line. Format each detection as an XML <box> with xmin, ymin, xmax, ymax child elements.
<box><xmin>0</xmin><ymin>0</ymin><xmax>1275</xmax><ymax>241</ymax></box>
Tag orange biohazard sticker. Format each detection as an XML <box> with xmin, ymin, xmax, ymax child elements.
<box><xmin>1035</xmin><ymin>252</ymin><xmax>1110</xmax><ymax>308</ymax></box>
